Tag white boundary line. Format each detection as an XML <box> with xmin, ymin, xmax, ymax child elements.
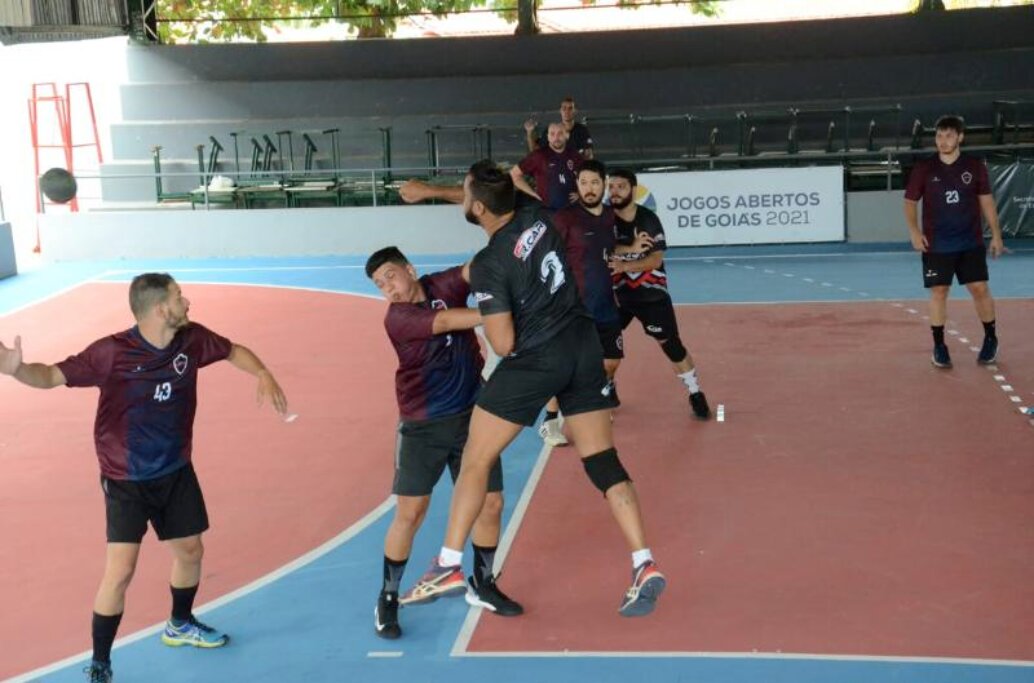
<box><xmin>9</xmin><ymin>497</ymin><xmax>397</xmax><ymax>683</ymax></box>
<box><xmin>0</xmin><ymin>270</ymin><xmax>114</xmax><ymax>319</ymax></box>
<box><xmin>456</xmin><ymin>649</ymin><xmax>1034</xmax><ymax>667</ymax></box>
<box><xmin>451</xmin><ymin>442</ymin><xmax>555</xmax><ymax>657</ymax></box>
<box><xmin>98</xmin><ymin>261</ymin><xmax>468</xmax><ymax>275</ymax></box>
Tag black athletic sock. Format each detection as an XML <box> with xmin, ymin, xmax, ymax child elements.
<box><xmin>472</xmin><ymin>544</ymin><xmax>497</xmax><ymax>586</ymax></box>
<box><xmin>382</xmin><ymin>556</ymin><xmax>408</xmax><ymax>595</ymax></box>
<box><xmin>545</xmin><ymin>410</ymin><xmax>559</xmax><ymax>422</ymax></box>
<box><xmin>91</xmin><ymin>612</ymin><xmax>123</xmax><ymax>665</ymax></box>
<box><xmin>170</xmin><ymin>584</ymin><xmax>199</xmax><ymax>623</ymax></box>
<box><xmin>983</xmin><ymin>319</ymin><xmax>997</xmax><ymax>341</ymax></box>
<box><xmin>931</xmin><ymin>325</ymin><xmax>946</xmax><ymax>346</ymax></box>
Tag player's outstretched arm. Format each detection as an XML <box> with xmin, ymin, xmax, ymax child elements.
<box><xmin>226</xmin><ymin>343</ymin><xmax>288</xmax><ymax>415</ymax></box>
<box><xmin>432</xmin><ymin>308</ymin><xmax>482</xmax><ymax>335</ymax></box>
<box><xmin>399</xmin><ymin>180</ymin><xmax>464</xmax><ymax>205</ymax></box>
<box><xmin>0</xmin><ymin>336</ymin><xmax>66</xmax><ymax>389</ymax></box>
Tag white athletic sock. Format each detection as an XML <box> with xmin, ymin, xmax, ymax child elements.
<box><xmin>439</xmin><ymin>547</ymin><xmax>463</xmax><ymax>568</ymax></box>
<box><xmin>632</xmin><ymin>548</ymin><xmax>653</xmax><ymax>569</ymax></box>
<box><xmin>678</xmin><ymin>368</ymin><xmax>701</xmax><ymax>394</ymax></box>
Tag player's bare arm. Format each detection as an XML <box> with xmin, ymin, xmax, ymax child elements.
<box><xmin>903</xmin><ymin>199</ymin><xmax>928</xmax><ymax>252</ymax></box>
<box><xmin>432</xmin><ymin>308</ymin><xmax>482</xmax><ymax>335</ymax></box>
<box><xmin>481</xmin><ymin>311</ymin><xmax>515</xmax><ymax>357</ymax></box>
<box><xmin>0</xmin><ymin>336</ymin><xmax>66</xmax><ymax>388</ymax></box>
<box><xmin>399</xmin><ymin>180</ymin><xmax>464</xmax><ymax>205</ymax></box>
<box><xmin>611</xmin><ymin>250</ymin><xmax>665</xmax><ymax>275</ymax></box>
<box><xmin>978</xmin><ymin>194</ymin><xmax>1005</xmax><ymax>258</ymax></box>
<box><xmin>509</xmin><ymin>165</ymin><xmax>543</xmax><ymax>203</ymax></box>
<box><xmin>226</xmin><ymin>343</ymin><xmax>288</xmax><ymax>414</ymax></box>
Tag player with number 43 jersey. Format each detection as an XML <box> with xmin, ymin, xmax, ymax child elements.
<box><xmin>0</xmin><ymin>273</ymin><xmax>288</xmax><ymax>683</ymax></box>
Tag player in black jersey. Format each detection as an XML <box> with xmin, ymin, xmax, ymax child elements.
<box><xmin>401</xmin><ymin>161</ymin><xmax>666</xmax><ymax>617</ymax></box>
<box><xmin>607</xmin><ymin>168</ymin><xmax>710</xmax><ymax>420</ymax></box>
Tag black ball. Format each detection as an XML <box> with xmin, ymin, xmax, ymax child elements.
<box><xmin>40</xmin><ymin>167</ymin><xmax>78</xmax><ymax>204</ymax></box>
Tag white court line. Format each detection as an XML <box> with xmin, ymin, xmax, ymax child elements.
<box><xmin>1010</xmin><ymin>396</ymin><xmax>1022</xmax><ymax>403</ymax></box>
<box><xmin>1001</xmin><ymin>385</ymin><xmax>1014</xmax><ymax>392</ymax></box>
<box><xmin>0</xmin><ymin>270</ymin><xmax>114</xmax><ymax>319</ymax></box>
<box><xmin>99</xmin><ymin>261</ymin><xmax>464</xmax><ymax>275</ymax></box>
<box><xmin>457</xmin><ymin>649</ymin><xmax>1034</xmax><ymax>667</ymax></box>
<box><xmin>171</xmin><ymin>279</ymin><xmax>384</xmax><ymax>301</ymax></box>
<box><xmin>367</xmin><ymin>651</ymin><xmax>404</xmax><ymax>658</ymax></box>
<box><xmin>994</xmin><ymin>375</ymin><xmax>1006</xmax><ymax>381</ymax></box>
<box><xmin>802</xmin><ymin>277</ymin><xmax>814</xmax><ymax>283</ymax></box>
<box><xmin>451</xmin><ymin>441</ymin><xmax>556</xmax><ymax>656</ymax></box>
<box><xmin>10</xmin><ymin>497</ymin><xmax>397</xmax><ymax>683</ymax></box>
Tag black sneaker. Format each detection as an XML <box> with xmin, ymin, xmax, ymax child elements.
<box><xmin>931</xmin><ymin>343</ymin><xmax>952</xmax><ymax>369</ymax></box>
<box><xmin>689</xmin><ymin>391</ymin><xmax>711</xmax><ymax>420</ymax></box>
<box><xmin>465</xmin><ymin>575</ymin><xmax>524</xmax><ymax>616</ymax></box>
<box><xmin>375</xmin><ymin>591</ymin><xmax>402</xmax><ymax>639</ymax></box>
<box><xmin>977</xmin><ymin>336</ymin><xmax>998</xmax><ymax>365</ymax></box>
<box><xmin>83</xmin><ymin>662</ymin><xmax>113</xmax><ymax>683</ymax></box>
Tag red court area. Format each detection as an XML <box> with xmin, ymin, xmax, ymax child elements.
<box><xmin>471</xmin><ymin>300</ymin><xmax>1034</xmax><ymax>661</ymax></box>
<box><xmin>0</xmin><ymin>282</ymin><xmax>397</xmax><ymax>680</ymax></box>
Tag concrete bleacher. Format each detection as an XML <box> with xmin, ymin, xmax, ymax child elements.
<box><xmin>98</xmin><ymin>5</ymin><xmax>1034</xmax><ymax>206</ymax></box>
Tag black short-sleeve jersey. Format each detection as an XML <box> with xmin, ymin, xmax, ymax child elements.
<box><xmin>468</xmin><ymin>206</ymin><xmax>588</xmax><ymax>356</ymax></box>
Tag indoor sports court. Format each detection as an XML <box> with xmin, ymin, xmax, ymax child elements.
<box><xmin>1</xmin><ymin>243</ymin><xmax>1032</xmax><ymax>683</ymax></box>
<box><xmin>2</xmin><ymin>3</ymin><xmax>1033</xmax><ymax>683</ymax></box>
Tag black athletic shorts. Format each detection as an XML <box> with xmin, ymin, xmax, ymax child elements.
<box><xmin>393</xmin><ymin>410</ymin><xmax>503</xmax><ymax>497</ymax></box>
<box><xmin>477</xmin><ymin>316</ymin><xmax>613</xmax><ymax>426</ymax></box>
<box><xmin>596</xmin><ymin>322</ymin><xmax>624</xmax><ymax>360</ymax></box>
<box><xmin>101</xmin><ymin>463</ymin><xmax>209</xmax><ymax>543</ymax></box>
<box><xmin>619</xmin><ymin>298</ymin><xmax>681</xmax><ymax>341</ymax></box>
<box><xmin>922</xmin><ymin>246</ymin><xmax>988</xmax><ymax>288</ymax></box>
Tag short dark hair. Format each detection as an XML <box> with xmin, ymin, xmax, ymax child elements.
<box><xmin>578</xmin><ymin>159</ymin><xmax>607</xmax><ymax>181</ymax></box>
<box><xmin>467</xmin><ymin>159</ymin><xmax>515</xmax><ymax>215</ymax></box>
<box><xmin>609</xmin><ymin>167</ymin><xmax>638</xmax><ymax>187</ymax></box>
<box><xmin>561</xmin><ymin>96</ymin><xmax>576</xmax><ymax>105</ymax></box>
<box><xmin>365</xmin><ymin>246</ymin><xmax>409</xmax><ymax>279</ymax></box>
<box><xmin>934</xmin><ymin>115</ymin><xmax>965</xmax><ymax>134</ymax></box>
<box><xmin>129</xmin><ymin>273</ymin><xmax>175</xmax><ymax>319</ymax></box>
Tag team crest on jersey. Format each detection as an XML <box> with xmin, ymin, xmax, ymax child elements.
<box><xmin>961</xmin><ymin>171</ymin><xmax>973</xmax><ymax>185</ymax></box>
<box><xmin>172</xmin><ymin>353</ymin><xmax>189</xmax><ymax>376</ymax></box>
<box><xmin>513</xmin><ymin>221</ymin><xmax>548</xmax><ymax>261</ymax></box>
<box><xmin>474</xmin><ymin>291</ymin><xmax>494</xmax><ymax>302</ymax></box>
<box><xmin>430</xmin><ymin>299</ymin><xmax>447</xmax><ymax>310</ymax></box>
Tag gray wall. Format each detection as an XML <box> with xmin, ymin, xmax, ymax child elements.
<box><xmin>40</xmin><ymin>190</ymin><xmax>904</xmax><ymax>262</ymax></box>
<box><xmin>0</xmin><ymin>222</ymin><xmax>16</xmax><ymax>278</ymax></box>
<box><xmin>104</xmin><ymin>6</ymin><xmax>1034</xmax><ymax>200</ymax></box>
<box><xmin>847</xmin><ymin>191</ymin><xmax>907</xmax><ymax>243</ymax></box>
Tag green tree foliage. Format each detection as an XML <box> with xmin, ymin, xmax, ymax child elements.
<box><xmin>157</xmin><ymin>0</ymin><xmax>721</xmax><ymax>42</ymax></box>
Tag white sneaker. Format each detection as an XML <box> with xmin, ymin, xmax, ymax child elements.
<box><xmin>537</xmin><ymin>418</ymin><xmax>568</xmax><ymax>446</ymax></box>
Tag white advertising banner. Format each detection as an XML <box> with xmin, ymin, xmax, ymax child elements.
<box><xmin>636</xmin><ymin>166</ymin><xmax>845</xmax><ymax>246</ymax></box>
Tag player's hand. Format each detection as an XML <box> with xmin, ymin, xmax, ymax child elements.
<box><xmin>399</xmin><ymin>179</ymin><xmax>431</xmax><ymax>204</ymax></box>
<box><xmin>909</xmin><ymin>233</ymin><xmax>928</xmax><ymax>253</ymax></box>
<box><xmin>632</xmin><ymin>230</ymin><xmax>655</xmax><ymax>253</ymax></box>
<box><xmin>989</xmin><ymin>237</ymin><xmax>1005</xmax><ymax>259</ymax></box>
<box><xmin>0</xmin><ymin>335</ymin><xmax>23</xmax><ymax>376</ymax></box>
<box><xmin>568</xmin><ymin>191</ymin><xmax>579</xmax><ymax>205</ymax></box>
<box><xmin>523</xmin><ymin>117</ymin><xmax>537</xmax><ymax>134</ymax></box>
<box><xmin>256</xmin><ymin>370</ymin><xmax>288</xmax><ymax>415</ymax></box>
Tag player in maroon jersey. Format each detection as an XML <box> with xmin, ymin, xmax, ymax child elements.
<box><xmin>511</xmin><ymin>122</ymin><xmax>583</xmax><ymax>210</ymax></box>
<box><xmin>365</xmin><ymin>247</ymin><xmax>522</xmax><ymax>639</ymax></box>
<box><xmin>0</xmin><ymin>273</ymin><xmax>287</xmax><ymax>683</ymax></box>
<box><xmin>904</xmin><ymin>115</ymin><xmax>1005</xmax><ymax>368</ymax></box>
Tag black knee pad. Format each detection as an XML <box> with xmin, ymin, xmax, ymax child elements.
<box><xmin>660</xmin><ymin>337</ymin><xmax>687</xmax><ymax>363</ymax></box>
<box><xmin>582</xmin><ymin>448</ymin><xmax>631</xmax><ymax>495</ymax></box>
